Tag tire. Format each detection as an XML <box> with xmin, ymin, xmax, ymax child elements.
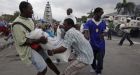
<box><xmin>117</xmin><ymin>30</ymin><xmax>124</xmax><ymax>37</ymax></box>
<box><xmin>130</xmin><ymin>28</ymin><xmax>139</xmax><ymax>37</ymax></box>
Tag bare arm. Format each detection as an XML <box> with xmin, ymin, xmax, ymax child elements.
<box><xmin>48</xmin><ymin>46</ymin><xmax>67</xmax><ymax>56</ymax></box>
<box><xmin>83</xmin><ymin>30</ymin><xmax>90</xmax><ymax>40</ymax></box>
<box><xmin>24</xmin><ymin>38</ymin><xmax>40</xmax><ymax>45</ymax></box>
<box><xmin>122</xmin><ymin>27</ymin><xmax>136</xmax><ymax>29</ymax></box>
<box><xmin>23</xmin><ymin>36</ymin><xmax>47</xmax><ymax>46</ymax></box>
<box><xmin>53</xmin><ymin>46</ymin><xmax>67</xmax><ymax>54</ymax></box>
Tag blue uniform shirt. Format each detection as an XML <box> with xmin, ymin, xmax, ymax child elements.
<box><xmin>84</xmin><ymin>19</ymin><xmax>106</xmax><ymax>50</ymax></box>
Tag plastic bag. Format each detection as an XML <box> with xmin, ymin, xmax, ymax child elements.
<box><xmin>26</xmin><ymin>28</ymin><xmax>71</xmax><ymax>62</ymax></box>
<box><xmin>41</xmin><ymin>27</ymin><xmax>71</xmax><ymax>62</ymax></box>
<box><xmin>42</xmin><ymin>33</ymin><xmax>71</xmax><ymax>62</ymax></box>
<box><xmin>26</xmin><ymin>28</ymin><xmax>47</xmax><ymax>39</ymax></box>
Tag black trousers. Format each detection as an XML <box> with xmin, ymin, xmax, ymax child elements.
<box><xmin>119</xmin><ymin>33</ymin><xmax>133</xmax><ymax>45</ymax></box>
<box><xmin>107</xmin><ymin>29</ymin><xmax>112</xmax><ymax>40</ymax></box>
<box><xmin>91</xmin><ymin>48</ymin><xmax>105</xmax><ymax>73</ymax></box>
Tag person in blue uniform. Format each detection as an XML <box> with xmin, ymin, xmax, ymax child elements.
<box><xmin>83</xmin><ymin>7</ymin><xmax>106</xmax><ymax>75</ymax></box>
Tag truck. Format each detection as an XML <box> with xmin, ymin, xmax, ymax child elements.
<box><xmin>113</xmin><ymin>15</ymin><xmax>140</xmax><ymax>37</ymax></box>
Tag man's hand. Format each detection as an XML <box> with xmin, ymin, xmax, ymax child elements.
<box><xmin>39</xmin><ymin>36</ymin><xmax>48</xmax><ymax>44</ymax></box>
<box><xmin>47</xmin><ymin>50</ymin><xmax>54</xmax><ymax>56</ymax></box>
<box><xmin>68</xmin><ymin>58</ymin><xmax>74</xmax><ymax>62</ymax></box>
<box><xmin>59</xmin><ymin>25</ymin><xmax>64</xmax><ymax>29</ymax></box>
<box><xmin>68</xmin><ymin>53</ymin><xmax>77</xmax><ymax>62</ymax></box>
<box><xmin>100</xmin><ymin>33</ymin><xmax>106</xmax><ymax>39</ymax></box>
<box><xmin>47</xmin><ymin>46</ymin><xmax>67</xmax><ymax>56</ymax></box>
<box><xmin>83</xmin><ymin>30</ymin><xmax>90</xmax><ymax>40</ymax></box>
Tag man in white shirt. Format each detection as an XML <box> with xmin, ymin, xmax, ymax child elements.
<box><xmin>48</xmin><ymin>18</ymin><xmax>93</xmax><ymax>75</ymax></box>
<box><xmin>59</xmin><ymin>8</ymin><xmax>77</xmax><ymax>41</ymax></box>
<box><xmin>118</xmin><ymin>18</ymin><xmax>134</xmax><ymax>46</ymax></box>
<box><xmin>65</xmin><ymin>8</ymin><xmax>77</xmax><ymax>24</ymax></box>
<box><xmin>60</xmin><ymin>8</ymin><xmax>77</xmax><ymax>25</ymax></box>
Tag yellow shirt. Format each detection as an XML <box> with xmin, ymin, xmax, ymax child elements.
<box><xmin>12</xmin><ymin>16</ymin><xmax>35</xmax><ymax>65</ymax></box>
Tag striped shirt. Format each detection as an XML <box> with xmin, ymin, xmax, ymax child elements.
<box><xmin>62</xmin><ymin>27</ymin><xmax>93</xmax><ymax>64</ymax></box>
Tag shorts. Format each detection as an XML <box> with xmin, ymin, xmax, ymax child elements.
<box><xmin>31</xmin><ymin>50</ymin><xmax>48</xmax><ymax>72</ymax></box>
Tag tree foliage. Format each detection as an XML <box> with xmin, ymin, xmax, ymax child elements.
<box><xmin>0</xmin><ymin>11</ymin><xmax>20</xmax><ymax>22</ymax></box>
<box><xmin>115</xmin><ymin>0</ymin><xmax>135</xmax><ymax>15</ymax></box>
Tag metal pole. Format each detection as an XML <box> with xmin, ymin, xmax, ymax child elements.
<box><xmin>27</xmin><ymin>0</ymin><xmax>28</xmax><ymax>2</ymax></box>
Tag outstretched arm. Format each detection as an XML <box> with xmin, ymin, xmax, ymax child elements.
<box><xmin>48</xmin><ymin>46</ymin><xmax>67</xmax><ymax>56</ymax></box>
<box><xmin>83</xmin><ymin>30</ymin><xmax>90</xmax><ymax>40</ymax></box>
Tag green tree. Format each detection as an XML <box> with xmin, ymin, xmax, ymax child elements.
<box><xmin>12</xmin><ymin>11</ymin><xmax>20</xmax><ymax>21</ymax></box>
<box><xmin>115</xmin><ymin>0</ymin><xmax>135</xmax><ymax>15</ymax></box>
<box><xmin>87</xmin><ymin>9</ymin><xmax>93</xmax><ymax>18</ymax></box>
<box><xmin>135</xmin><ymin>5</ymin><xmax>140</xmax><ymax>17</ymax></box>
<box><xmin>81</xmin><ymin>16</ymin><xmax>87</xmax><ymax>22</ymax></box>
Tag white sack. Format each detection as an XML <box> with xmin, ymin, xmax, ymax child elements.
<box><xmin>26</xmin><ymin>28</ymin><xmax>48</xmax><ymax>39</ymax></box>
<box><xmin>42</xmin><ymin>27</ymin><xmax>71</xmax><ymax>62</ymax></box>
<box><xmin>26</xmin><ymin>28</ymin><xmax>71</xmax><ymax>62</ymax></box>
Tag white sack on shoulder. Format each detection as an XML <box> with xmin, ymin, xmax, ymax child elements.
<box><xmin>26</xmin><ymin>28</ymin><xmax>44</xmax><ymax>39</ymax></box>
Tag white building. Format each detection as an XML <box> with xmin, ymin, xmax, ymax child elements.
<box><xmin>44</xmin><ymin>2</ymin><xmax>52</xmax><ymax>25</ymax></box>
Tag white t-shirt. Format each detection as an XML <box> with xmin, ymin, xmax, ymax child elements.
<box><xmin>60</xmin><ymin>14</ymin><xmax>77</xmax><ymax>25</ymax></box>
<box><xmin>120</xmin><ymin>23</ymin><xmax>132</xmax><ymax>33</ymax></box>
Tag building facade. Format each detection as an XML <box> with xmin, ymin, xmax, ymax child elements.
<box><xmin>44</xmin><ymin>2</ymin><xmax>52</xmax><ymax>25</ymax></box>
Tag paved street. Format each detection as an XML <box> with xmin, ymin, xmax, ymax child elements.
<box><xmin>0</xmin><ymin>36</ymin><xmax>140</xmax><ymax>75</ymax></box>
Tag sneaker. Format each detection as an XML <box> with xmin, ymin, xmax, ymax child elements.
<box><xmin>52</xmin><ymin>60</ymin><xmax>58</xmax><ymax>63</ymax></box>
<box><xmin>96</xmin><ymin>70</ymin><xmax>101</xmax><ymax>75</ymax></box>
<box><xmin>90</xmin><ymin>69</ymin><xmax>95</xmax><ymax>73</ymax></box>
<box><xmin>130</xmin><ymin>43</ymin><xmax>134</xmax><ymax>46</ymax></box>
<box><xmin>97</xmin><ymin>73</ymin><xmax>101</xmax><ymax>75</ymax></box>
<box><xmin>118</xmin><ymin>43</ymin><xmax>122</xmax><ymax>46</ymax></box>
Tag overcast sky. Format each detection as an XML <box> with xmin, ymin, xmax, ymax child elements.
<box><xmin>0</xmin><ymin>0</ymin><xmax>140</xmax><ymax>21</ymax></box>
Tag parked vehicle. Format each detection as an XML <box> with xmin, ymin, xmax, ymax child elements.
<box><xmin>113</xmin><ymin>15</ymin><xmax>140</xmax><ymax>37</ymax></box>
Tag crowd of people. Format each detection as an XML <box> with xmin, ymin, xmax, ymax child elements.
<box><xmin>0</xmin><ymin>1</ymin><xmax>135</xmax><ymax>75</ymax></box>
<box><xmin>0</xmin><ymin>17</ymin><xmax>14</xmax><ymax>50</ymax></box>
<box><xmin>0</xmin><ymin>18</ymin><xmax>12</xmax><ymax>36</ymax></box>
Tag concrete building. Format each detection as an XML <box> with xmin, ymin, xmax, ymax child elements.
<box><xmin>44</xmin><ymin>2</ymin><xmax>52</xmax><ymax>25</ymax></box>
